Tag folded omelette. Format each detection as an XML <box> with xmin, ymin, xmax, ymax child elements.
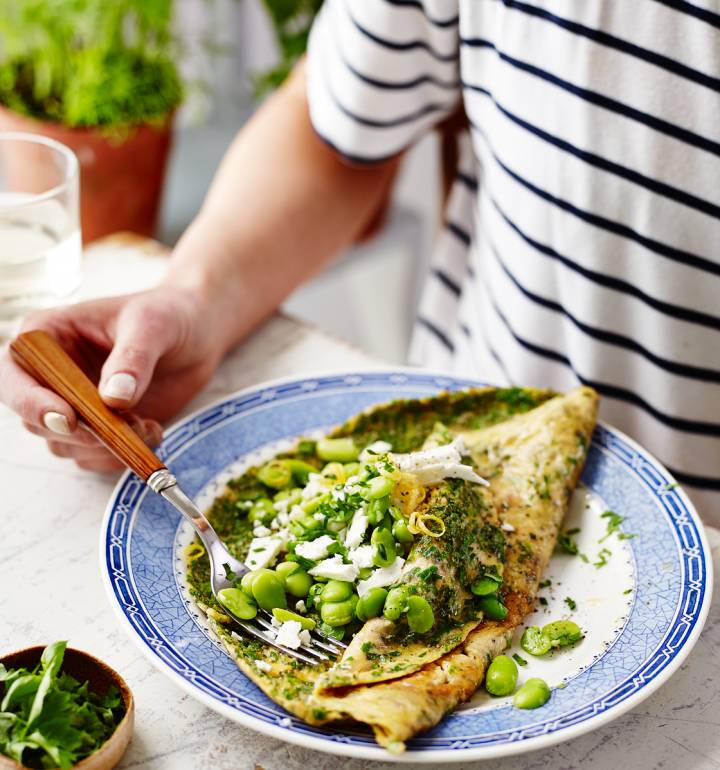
<box><xmin>187</xmin><ymin>385</ymin><xmax>598</xmax><ymax>750</ymax></box>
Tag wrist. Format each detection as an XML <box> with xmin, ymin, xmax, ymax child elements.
<box><xmin>159</xmin><ymin>213</ymin><xmax>270</xmax><ymax>359</ymax></box>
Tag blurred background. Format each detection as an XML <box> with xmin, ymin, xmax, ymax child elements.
<box><xmin>0</xmin><ymin>0</ymin><xmax>443</xmax><ymax>362</ymax></box>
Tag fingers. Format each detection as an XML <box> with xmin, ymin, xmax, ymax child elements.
<box><xmin>99</xmin><ymin>298</ymin><xmax>188</xmax><ymax>410</ymax></box>
<box><xmin>44</xmin><ymin>417</ymin><xmax>163</xmax><ymax>471</ymax></box>
<box><xmin>0</xmin><ymin>343</ymin><xmax>79</xmax><ymax>434</ymax></box>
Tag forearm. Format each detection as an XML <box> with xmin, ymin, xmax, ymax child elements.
<box><xmin>164</xmin><ymin>61</ymin><xmax>400</xmax><ymax>356</ymax></box>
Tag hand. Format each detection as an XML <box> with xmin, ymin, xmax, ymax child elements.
<box><xmin>0</xmin><ymin>286</ymin><xmax>225</xmax><ymax>471</ymax></box>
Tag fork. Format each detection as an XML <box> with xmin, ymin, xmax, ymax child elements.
<box><xmin>10</xmin><ymin>330</ymin><xmax>345</xmax><ymax>665</ymax></box>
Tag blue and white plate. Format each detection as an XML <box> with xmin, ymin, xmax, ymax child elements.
<box><xmin>101</xmin><ymin>371</ymin><xmax>712</xmax><ymax>762</ymax></box>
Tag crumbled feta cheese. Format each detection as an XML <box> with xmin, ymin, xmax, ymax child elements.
<box><xmin>301</xmin><ymin>473</ymin><xmax>329</xmax><ymax>500</ymax></box>
<box><xmin>273</xmin><ymin>497</ymin><xmax>292</xmax><ymax>513</ymax></box>
<box><xmin>360</xmin><ymin>440</ymin><xmax>393</xmax><ymax>461</ymax></box>
<box><xmin>289</xmin><ymin>505</ymin><xmax>306</xmax><ymax>521</ymax></box>
<box><xmin>275</xmin><ymin>620</ymin><xmax>303</xmax><ymax>649</ymax></box>
<box><xmin>344</xmin><ymin>506</ymin><xmax>368</xmax><ymax>549</ymax></box>
<box><xmin>277</xmin><ymin>511</ymin><xmax>290</xmax><ymax>526</ymax></box>
<box><xmin>501</xmin><ymin>521</ymin><xmax>515</xmax><ymax>532</ymax></box>
<box><xmin>331</xmin><ymin>487</ymin><xmax>346</xmax><ymax>502</ymax></box>
<box><xmin>357</xmin><ymin>557</ymin><xmax>406</xmax><ymax>597</ymax></box>
<box><xmin>295</xmin><ymin>599</ymin><xmax>307</xmax><ymax>614</ymax></box>
<box><xmin>270</xmin><ymin>518</ymin><xmax>280</xmax><ymax>530</ymax></box>
<box><xmin>348</xmin><ymin>544</ymin><xmax>374</xmax><ymax>570</ymax></box>
<box><xmin>298</xmin><ymin>629</ymin><xmax>311</xmax><ymax>646</ymax></box>
<box><xmin>279</xmin><ymin>717</ymin><xmax>293</xmax><ymax>727</ymax></box>
<box><xmin>254</xmin><ymin>659</ymin><xmax>272</xmax><ymax>672</ymax></box>
<box><xmin>313</xmin><ymin>512</ymin><xmax>325</xmax><ymax>521</ymax></box>
<box><xmin>271</xmin><ymin>617</ymin><xmax>282</xmax><ymax>628</ymax></box>
<box><xmin>391</xmin><ymin>439</ymin><xmax>488</xmax><ymax>486</ymax></box>
<box><xmin>308</xmin><ymin>554</ymin><xmax>359</xmax><ymax>582</ymax></box>
<box><xmin>253</xmin><ymin>524</ymin><xmax>271</xmax><ymax>537</ymax></box>
<box><xmin>295</xmin><ymin>534</ymin><xmax>335</xmax><ymax>561</ymax></box>
<box><xmin>245</xmin><ymin>536</ymin><xmax>284</xmax><ymax>570</ymax></box>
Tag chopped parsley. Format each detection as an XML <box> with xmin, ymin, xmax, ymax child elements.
<box><xmin>539</xmin><ymin>579</ymin><xmax>552</xmax><ymax>589</ymax></box>
<box><xmin>564</xmin><ymin>596</ymin><xmax>577</xmax><ymax>611</ymax></box>
<box><xmin>557</xmin><ymin>528</ymin><xmax>581</xmax><ymax>555</ymax></box>
<box><xmin>599</xmin><ymin>510</ymin><xmax>635</xmax><ymax>543</ymax></box>
<box><xmin>593</xmin><ymin>547</ymin><xmax>612</xmax><ymax>568</ymax></box>
<box><xmin>512</xmin><ymin>653</ymin><xmax>528</xmax><ymax>666</ymax></box>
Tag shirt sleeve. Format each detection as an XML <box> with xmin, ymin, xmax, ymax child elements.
<box><xmin>306</xmin><ymin>0</ymin><xmax>461</xmax><ymax>164</ymax></box>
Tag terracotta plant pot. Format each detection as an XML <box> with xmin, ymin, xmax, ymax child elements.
<box><xmin>0</xmin><ymin>105</ymin><xmax>173</xmax><ymax>243</ymax></box>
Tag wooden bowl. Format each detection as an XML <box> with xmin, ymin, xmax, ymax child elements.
<box><xmin>0</xmin><ymin>646</ymin><xmax>134</xmax><ymax>770</ymax></box>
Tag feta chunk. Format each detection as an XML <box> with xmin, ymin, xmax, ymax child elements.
<box><xmin>391</xmin><ymin>438</ymin><xmax>488</xmax><ymax>486</ymax></box>
<box><xmin>245</xmin><ymin>536</ymin><xmax>284</xmax><ymax>570</ymax></box>
<box><xmin>295</xmin><ymin>599</ymin><xmax>307</xmax><ymax>613</ymax></box>
<box><xmin>253</xmin><ymin>524</ymin><xmax>271</xmax><ymax>537</ymax></box>
<box><xmin>301</xmin><ymin>473</ymin><xmax>329</xmax><ymax>500</ymax></box>
<box><xmin>344</xmin><ymin>506</ymin><xmax>368</xmax><ymax>549</ymax></box>
<box><xmin>501</xmin><ymin>521</ymin><xmax>515</xmax><ymax>532</ymax></box>
<box><xmin>357</xmin><ymin>557</ymin><xmax>406</xmax><ymax>597</ymax></box>
<box><xmin>308</xmin><ymin>554</ymin><xmax>359</xmax><ymax>582</ymax></box>
<box><xmin>254</xmin><ymin>659</ymin><xmax>272</xmax><ymax>672</ymax></box>
<box><xmin>295</xmin><ymin>534</ymin><xmax>335</xmax><ymax>561</ymax></box>
<box><xmin>348</xmin><ymin>544</ymin><xmax>374</xmax><ymax>570</ymax></box>
<box><xmin>360</xmin><ymin>440</ymin><xmax>393</xmax><ymax>461</ymax></box>
<box><xmin>275</xmin><ymin>620</ymin><xmax>303</xmax><ymax>649</ymax></box>
<box><xmin>298</xmin><ymin>629</ymin><xmax>312</xmax><ymax>646</ymax></box>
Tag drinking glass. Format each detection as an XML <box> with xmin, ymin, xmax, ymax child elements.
<box><xmin>0</xmin><ymin>132</ymin><xmax>81</xmax><ymax>332</ymax></box>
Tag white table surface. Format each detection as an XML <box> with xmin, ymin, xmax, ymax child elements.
<box><xmin>2</xmin><ymin>236</ymin><xmax>720</xmax><ymax>770</ymax></box>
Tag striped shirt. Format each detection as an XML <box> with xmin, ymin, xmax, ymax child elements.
<box><xmin>306</xmin><ymin>0</ymin><xmax>720</xmax><ymax>527</ymax></box>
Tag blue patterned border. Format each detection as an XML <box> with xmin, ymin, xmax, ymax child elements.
<box><xmin>101</xmin><ymin>372</ymin><xmax>711</xmax><ymax>761</ymax></box>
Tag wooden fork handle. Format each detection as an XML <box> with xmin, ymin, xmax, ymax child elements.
<box><xmin>10</xmin><ymin>329</ymin><xmax>165</xmax><ymax>481</ymax></box>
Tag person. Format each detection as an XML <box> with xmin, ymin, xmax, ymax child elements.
<box><xmin>1</xmin><ymin>0</ymin><xmax>719</xmax><ymax>526</ymax></box>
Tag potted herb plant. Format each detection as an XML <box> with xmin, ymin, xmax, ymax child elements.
<box><xmin>0</xmin><ymin>0</ymin><xmax>183</xmax><ymax>242</ymax></box>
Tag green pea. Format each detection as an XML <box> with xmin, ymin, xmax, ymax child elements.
<box><xmin>484</xmin><ymin>655</ymin><xmax>518</xmax><ymax>696</ymax></box>
<box><xmin>521</xmin><ymin>626</ymin><xmax>552</xmax><ymax>656</ymax></box>
<box><xmin>258</xmin><ymin>460</ymin><xmax>292</xmax><ymax>489</ymax></box>
<box><xmin>251</xmin><ymin>570</ymin><xmax>287</xmax><ymax>611</ymax></box>
<box><xmin>248</xmin><ymin>498</ymin><xmax>275</xmax><ymax>525</ymax></box>
<box><xmin>471</xmin><ymin>576</ymin><xmax>502</xmax><ymax>596</ymax></box>
<box><xmin>275</xmin><ymin>561</ymin><xmax>300</xmax><ymax>584</ymax></box>
<box><xmin>355</xmin><ymin>588</ymin><xmax>388</xmax><ymax>621</ymax></box>
<box><xmin>240</xmin><ymin>569</ymin><xmax>262</xmax><ymax>595</ymax></box>
<box><xmin>301</xmin><ymin>493</ymin><xmax>330</xmax><ymax>515</ymax></box>
<box><xmin>366</xmin><ymin>476</ymin><xmax>395</xmax><ymax>500</ymax></box>
<box><xmin>321</xmin><ymin>596</ymin><xmax>358</xmax><ymax>627</ymax></box>
<box><xmin>477</xmin><ymin>595</ymin><xmax>508</xmax><ymax>621</ymax></box>
<box><xmin>371</xmin><ymin>527</ymin><xmax>397</xmax><ymax>568</ymax></box>
<box><xmin>316</xmin><ymin>437</ymin><xmax>360</xmax><ymax>463</ymax></box>
<box><xmin>284</xmin><ymin>459</ymin><xmax>317</xmax><ymax>485</ymax></box>
<box><xmin>392</xmin><ymin>519</ymin><xmax>413</xmax><ymax>544</ymax></box>
<box><xmin>217</xmin><ymin>587</ymin><xmax>257</xmax><ymax>620</ymax></box>
<box><xmin>542</xmin><ymin>620</ymin><xmax>584</xmax><ymax>648</ymax></box>
<box><xmin>285</xmin><ymin>570</ymin><xmax>312</xmax><ymax>598</ymax></box>
<box><xmin>406</xmin><ymin>595</ymin><xmax>434</xmax><ymax>633</ymax></box>
<box><xmin>383</xmin><ymin>585</ymin><xmax>409</xmax><ymax>621</ymax></box>
<box><xmin>367</xmin><ymin>496</ymin><xmax>389</xmax><ymax>524</ymax></box>
<box><xmin>321</xmin><ymin>580</ymin><xmax>354</xmax><ymax>603</ymax></box>
<box><xmin>272</xmin><ymin>608</ymin><xmax>316</xmax><ymax>630</ymax></box>
<box><xmin>318</xmin><ymin>621</ymin><xmax>345</xmax><ymax>641</ymax></box>
<box><xmin>512</xmin><ymin>677</ymin><xmax>551</xmax><ymax>709</ymax></box>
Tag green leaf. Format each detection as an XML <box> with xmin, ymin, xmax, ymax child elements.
<box><xmin>1</xmin><ymin>674</ymin><xmax>40</xmax><ymax>712</ymax></box>
<box><xmin>26</xmin><ymin>641</ymin><xmax>67</xmax><ymax>729</ymax></box>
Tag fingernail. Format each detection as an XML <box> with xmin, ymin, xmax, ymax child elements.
<box><xmin>43</xmin><ymin>411</ymin><xmax>71</xmax><ymax>436</ymax></box>
<box><xmin>102</xmin><ymin>373</ymin><xmax>137</xmax><ymax>401</ymax></box>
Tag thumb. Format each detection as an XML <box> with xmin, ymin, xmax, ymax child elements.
<box><xmin>99</xmin><ymin>298</ymin><xmax>183</xmax><ymax>409</ymax></box>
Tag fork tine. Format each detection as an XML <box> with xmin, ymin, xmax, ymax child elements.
<box><xmin>231</xmin><ymin>624</ymin><xmax>320</xmax><ymax>666</ymax></box>
<box><xmin>254</xmin><ymin>616</ymin><xmax>332</xmax><ymax>661</ymax></box>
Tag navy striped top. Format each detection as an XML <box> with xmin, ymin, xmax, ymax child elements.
<box><xmin>306</xmin><ymin>0</ymin><xmax>720</xmax><ymax>526</ymax></box>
